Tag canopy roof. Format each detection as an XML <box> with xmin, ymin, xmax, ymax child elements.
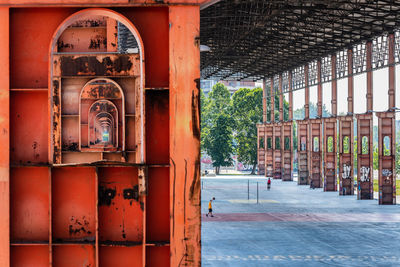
<box><xmin>200</xmin><ymin>0</ymin><xmax>400</xmax><ymax>81</ymax></box>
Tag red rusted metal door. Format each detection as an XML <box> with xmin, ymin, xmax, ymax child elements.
<box><xmin>356</xmin><ymin>114</ymin><xmax>374</xmax><ymax>199</ymax></box>
<box><xmin>338</xmin><ymin>116</ymin><xmax>354</xmax><ymax>195</ymax></box>
<box><xmin>265</xmin><ymin>124</ymin><xmax>274</xmax><ymax>178</ymax></box>
<box><xmin>323</xmin><ymin>118</ymin><xmax>337</xmax><ymax>191</ymax></box>
<box><xmin>282</xmin><ymin>122</ymin><xmax>292</xmax><ymax>181</ymax></box>
<box><xmin>257</xmin><ymin>124</ymin><xmax>266</xmax><ymax>175</ymax></box>
<box><xmin>297</xmin><ymin>120</ymin><xmax>309</xmax><ymax>185</ymax></box>
<box><xmin>309</xmin><ymin>119</ymin><xmax>322</xmax><ymax>188</ymax></box>
<box><xmin>273</xmin><ymin>123</ymin><xmax>283</xmax><ymax>179</ymax></box>
<box><xmin>376</xmin><ymin>112</ymin><xmax>396</xmax><ymax>205</ymax></box>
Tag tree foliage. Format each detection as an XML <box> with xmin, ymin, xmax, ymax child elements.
<box><xmin>232</xmin><ymin>87</ymin><xmax>263</xmax><ymax>174</ymax></box>
<box><xmin>201</xmin><ymin>83</ymin><xmax>234</xmax><ymax>174</ymax></box>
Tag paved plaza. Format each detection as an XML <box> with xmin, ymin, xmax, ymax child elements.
<box><xmin>201</xmin><ymin>176</ymin><xmax>400</xmax><ymax>266</ymax></box>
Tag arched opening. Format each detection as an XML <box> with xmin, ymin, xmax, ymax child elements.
<box><xmin>80</xmin><ymin>78</ymin><xmax>124</xmax><ymax>151</ymax></box>
<box><xmin>50</xmin><ymin>9</ymin><xmax>144</xmax><ymax>164</ymax></box>
<box><xmin>300</xmin><ymin>137</ymin><xmax>306</xmax><ymax>151</ymax></box>
<box><xmin>343</xmin><ymin>136</ymin><xmax>350</xmax><ymax>153</ymax></box>
<box><xmin>362</xmin><ymin>136</ymin><xmax>369</xmax><ymax>154</ymax></box>
<box><xmin>88</xmin><ymin>100</ymin><xmax>118</xmax><ymax>149</ymax></box>
<box><xmin>313</xmin><ymin>137</ymin><xmax>319</xmax><ymax>152</ymax></box>
<box><xmin>327</xmin><ymin>136</ymin><xmax>333</xmax><ymax>152</ymax></box>
<box><xmin>383</xmin><ymin>136</ymin><xmax>391</xmax><ymax>156</ymax></box>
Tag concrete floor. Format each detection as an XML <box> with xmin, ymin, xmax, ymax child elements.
<box><xmin>201</xmin><ymin>176</ymin><xmax>400</xmax><ymax>266</ymax></box>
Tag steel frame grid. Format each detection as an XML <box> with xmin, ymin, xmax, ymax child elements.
<box><xmin>201</xmin><ymin>0</ymin><xmax>400</xmax><ymax>81</ymax></box>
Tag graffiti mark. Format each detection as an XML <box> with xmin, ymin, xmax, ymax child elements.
<box><xmin>342</xmin><ymin>164</ymin><xmax>351</xmax><ymax>179</ymax></box>
<box><xmin>382</xmin><ymin>169</ymin><xmax>392</xmax><ymax>177</ymax></box>
<box><xmin>360</xmin><ymin>166</ymin><xmax>370</xmax><ymax>182</ymax></box>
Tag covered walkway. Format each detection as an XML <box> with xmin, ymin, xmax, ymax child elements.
<box><xmin>202</xmin><ymin>177</ymin><xmax>400</xmax><ymax>266</ymax></box>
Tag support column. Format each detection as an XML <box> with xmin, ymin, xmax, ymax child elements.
<box><xmin>347</xmin><ymin>48</ymin><xmax>354</xmax><ymax>114</ymax></box>
<box><xmin>388</xmin><ymin>33</ymin><xmax>395</xmax><ymax>110</ymax></box>
<box><xmin>279</xmin><ymin>74</ymin><xmax>283</xmax><ymax>121</ymax></box>
<box><xmin>304</xmin><ymin>65</ymin><xmax>310</xmax><ymax>119</ymax></box>
<box><xmin>169</xmin><ymin>6</ymin><xmax>201</xmax><ymax>266</ymax></box>
<box><xmin>331</xmin><ymin>54</ymin><xmax>337</xmax><ymax>116</ymax></box>
<box><xmin>317</xmin><ymin>59</ymin><xmax>322</xmax><ymax>117</ymax></box>
<box><xmin>262</xmin><ymin>79</ymin><xmax>267</xmax><ymax>123</ymax></box>
<box><xmin>366</xmin><ymin>41</ymin><xmax>373</xmax><ymax>112</ymax></box>
<box><xmin>270</xmin><ymin>78</ymin><xmax>275</xmax><ymax>122</ymax></box>
<box><xmin>0</xmin><ymin>7</ymin><xmax>9</xmax><ymax>267</ymax></box>
<box><xmin>288</xmin><ymin>72</ymin><xmax>293</xmax><ymax>120</ymax></box>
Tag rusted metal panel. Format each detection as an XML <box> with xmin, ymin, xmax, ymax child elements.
<box><xmin>282</xmin><ymin>122</ymin><xmax>292</xmax><ymax>181</ymax></box>
<box><xmin>265</xmin><ymin>124</ymin><xmax>274</xmax><ymax>177</ymax></box>
<box><xmin>0</xmin><ymin>7</ymin><xmax>9</xmax><ymax>267</ymax></box>
<box><xmin>356</xmin><ymin>113</ymin><xmax>373</xmax><ymax>200</ymax></box>
<box><xmin>169</xmin><ymin>5</ymin><xmax>201</xmax><ymax>266</ymax></box>
<box><xmin>309</xmin><ymin>119</ymin><xmax>322</xmax><ymax>188</ymax></box>
<box><xmin>53</xmin><ymin>54</ymin><xmax>139</xmax><ymax>77</ymax></box>
<box><xmin>257</xmin><ymin>124</ymin><xmax>265</xmax><ymax>175</ymax></box>
<box><xmin>273</xmin><ymin>122</ymin><xmax>282</xmax><ymax>179</ymax></box>
<box><xmin>297</xmin><ymin>120</ymin><xmax>309</xmax><ymax>185</ymax></box>
<box><xmin>376</xmin><ymin>111</ymin><xmax>396</xmax><ymax>205</ymax></box>
<box><xmin>323</xmin><ymin>118</ymin><xmax>337</xmax><ymax>191</ymax></box>
<box><xmin>338</xmin><ymin>116</ymin><xmax>354</xmax><ymax>195</ymax></box>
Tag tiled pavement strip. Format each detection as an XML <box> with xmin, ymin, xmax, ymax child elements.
<box><xmin>201</xmin><ymin>176</ymin><xmax>400</xmax><ymax>267</ymax></box>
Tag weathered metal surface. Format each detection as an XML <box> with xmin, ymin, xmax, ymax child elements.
<box><xmin>338</xmin><ymin>116</ymin><xmax>354</xmax><ymax>195</ymax></box>
<box><xmin>6</xmin><ymin>6</ymin><xmax>181</xmax><ymax>267</ymax></box>
<box><xmin>265</xmin><ymin>124</ymin><xmax>274</xmax><ymax>177</ymax></box>
<box><xmin>53</xmin><ymin>54</ymin><xmax>139</xmax><ymax>77</ymax></box>
<box><xmin>297</xmin><ymin>120</ymin><xmax>309</xmax><ymax>185</ymax></box>
<box><xmin>273</xmin><ymin>122</ymin><xmax>282</xmax><ymax>179</ymax></box>
<box><xmin>309</xmin><ymin>119</ymin><xmax>322</xmax><ymax>188</ymax></box>
<box><xmin>323</xmin><ymin>118</ymin><xmax>337</xmax><ymax>191</ymax></box>
<box><xmin>0</xmin><ymin>8</ymin><xmax>9</xmax><ymax>267</ymax></box>
<box><xmin>282</xmin><ymin>122</ymin><xmax>292</xmax><ymax>181</ymax></box>
<box><xmin>376</xmin><ymin>111</ymin><xmax>396</xmax><ymax>205</ymax></box>
<box><xmin>356</xmin><ymin>113</ymin><xmax>373</xmax><ymax>200</ymax></box>
<box><xmin>169</xmin><ymin>5</ymin><xmax>201</xmax><ymax>266</ymax></box>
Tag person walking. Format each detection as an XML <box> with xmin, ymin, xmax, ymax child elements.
<box><xmin>267</xmin><ymin>178</ymin><xmax>271</xmax><ymax>190</ymax></box>
<box><xmin>206</xmin><ymin>197</ymin><xmax>215</xmax><ymax>217</ymax></box>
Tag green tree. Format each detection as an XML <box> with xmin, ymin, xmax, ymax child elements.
<box><xmin>201</xmin><ymin>83</ymin><xmax>234</xmax><ymax>174</ymax></box>
<box><xmin>232</xmin><ymin>87</ymin><xmax>263</xmax><ymax>174</ymax></box>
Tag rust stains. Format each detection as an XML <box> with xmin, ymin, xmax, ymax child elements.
<box><xmin>98</xmin><ymin>186</ymin><xmax>116</xmax><ymax>206</ymax></box>
<box><xmin>191</xmin><ymin>90</ymin><xmax>200</xmax><ymax>141</ymax></box>
<box><xmin>57</xmin><ymin>55</ymin><xmax>135</xmax><ymax>77</ymax></box>
<box><xmin>69</xmin><ymin>216</ymin><xmax>92</xmax><ymax>236</ymax></box>
<box><xmin>52</xmin><ymin>79</ymin><xmax>61</xmax><ymax>164</ymax></box>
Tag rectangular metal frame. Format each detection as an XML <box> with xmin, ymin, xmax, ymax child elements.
<box><xmin>273</xmin><ymin>122</ymin><xmax>283</xmax><ymax>179</ymax></box>
<box><xmin>356</xmin><ymin>113</ymin><xmax>374</xmax><ymax>200</ymax></box>
<box><xmin>297</xmin><ymin>120</ymin><xmax>309</xmax><ymax>185</ymax></box>
<box><xmin>257</xmin><ymin>124</ymin><xmax>265</xmax><ymax>175</ymax></box>
<box><xmin>265</xmin><ymin>124</ymin><xmax>274</xmax><ymax>177</ymax></box>
<box><xmin>282</xmin><ymin>121</ymin><xmax>292</xmax><ymax>181</ymax></box>
<box><xmin>309</xmin><ymin>118</ymin><xmax>323</xmax><ymax>188</ymax></box>
<box><xmin>338</xmin><ymin>116</ymin><xmax>354</xmax><ymax>195</ymax></box>
<box><xmin>323</xmin><ymin>118</ymin><xmax>337</xmax><ymax>191</ymax></box>
<box><xmin>376</xmin><ymin>111</ymin><xmax>396</xmax><ymax>205</ymax></box>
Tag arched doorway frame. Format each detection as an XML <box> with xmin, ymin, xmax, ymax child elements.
<box><xmin>49</xmin><ymin>8</ymin><xmax>145</xmax><ymax>163</ymax></box>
